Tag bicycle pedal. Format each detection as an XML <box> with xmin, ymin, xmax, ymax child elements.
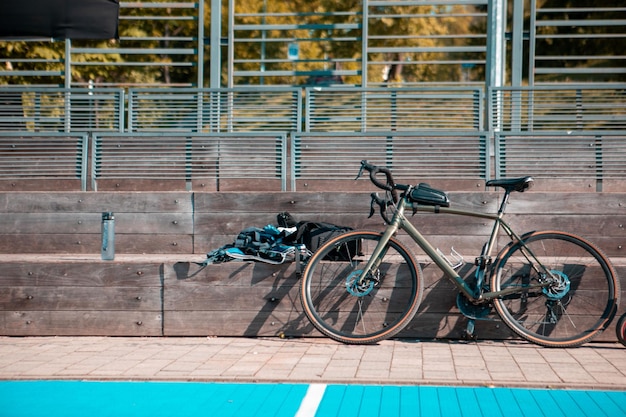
<box><xmin>463</xmin><ymin>319</ymin><xmax>477</xmax><ymax>341</ymax></box>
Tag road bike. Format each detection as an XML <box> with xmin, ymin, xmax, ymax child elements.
<box><xmin>617</xmin><ymin>312</ymin><xmax>626</xmax><ymax>346</ymax></box>
<box><xmin>300</xmin><ymin>160</ymin><xmax>620</xmax><ymax>347</ymax></box>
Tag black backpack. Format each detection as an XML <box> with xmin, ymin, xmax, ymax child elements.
<box><xmin>279</xmin><ymin>213</ymin><xmax>358</xmax><ymax>261</ymax></box>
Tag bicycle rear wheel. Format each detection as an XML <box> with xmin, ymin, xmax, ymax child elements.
<box><xmin>617</xmin><ymin>313</ymin><xmax>626</xmax><ymax>347</ymax></box>
<box><xmin>491</xmin><ymin>231</ymin><xmax>620</xmax><ymax>347</ymax></box>
<box><xmin>300</xmin><ymin>231</ymin><xmax>423</xmax><ymax>344</ymax></box>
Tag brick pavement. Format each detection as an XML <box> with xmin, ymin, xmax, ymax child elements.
<box><xmin>0</xmin><ymin>337</ymin><xmax>624</xmax><ymax>390</ymax></box>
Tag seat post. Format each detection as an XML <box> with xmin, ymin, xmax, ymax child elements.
<box><xmin>497</xmin><ymin>190</ymin><xmax>511</xmax><ymax>216</ymax></box>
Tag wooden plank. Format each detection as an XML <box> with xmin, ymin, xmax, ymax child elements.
<box><xmin>293</xmin><ymin>179</ymin><xmax>487</xmax><ymax>192</ymax></box>
<box><xmin>0</xmin><ymin>287</ymin><xmax>161</xmax><ymax>311</ymax></box>
<box><xmin>0</xmin><ymin>234</ymin><xmax>193</xmax><ymax>254</ymax></box>
<box><xmin>162</xmin><ymin>311</ymin><xmax>515</xmax><ymax>340</ymax></box>
<box><xmin>192</xmin><ymin>191</ymin><xmax>367</xmax><ymax>213</ymax></box>
<box><xmin>504</xmin><ymin>192</ymin><xmax>626</xmax><ymax>215</ymax></box>
<box><xmin>193</xmin><ymin>192</ymin><xmax>498</xmax><ymax>213</ymax></box>
<box><xmin>0</xmin><ymin>262</ymin><xmax>163</xmax><ymax>287</ymax></box>
<box><xmin>602</xmin><ymin>180</ymin><xmax>626</xmax><ymax>192</ymax></box>
<box><xmin>0</xmin><ymin>192</ymin><xmax>192</xmax><ymax>213</ymax></box>
<box><xmin>0</xmin><ymin>180</ymin><xmax>83</xmax><ymax>192</ymax></box>
<box><xmin>213</xmin><ymin>178</ymin><xmax>285</xmax><ymax>192</ymax></box>
<box><xmin>193</xmin><ymin>212</ymin><xmax>495</xmax><ymax>237</ymax></box>
<box><xmin>163</xmin><ymin>260</ymin><xmax>625</xmax><ymax>340</ymax></box>
<box><xmin>0</xmin><ymin>213</ymin><xmax>193</xmax><ymax>234</ymax></box>
<box><xmin>164</xmin><ymin>310</ymin><xmax>314</xmax><ymax>337</ymax></box>
<box><xmin>93</xmin><ymin>179</ymin><xmax>190</xmax><ymax>192</ymax></box>
<box><xmin>0</xmin><ymin>311</ymin><xmax>162</xmax><ymax>336</ymax></box>
<box><xmin>0</xmin><ymin>258</ymin><xmax>622</xmax><ymax>339</ymax></box>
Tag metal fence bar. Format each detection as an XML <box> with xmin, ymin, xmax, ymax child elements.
<box><xmin>365</xmin><ymin>0</ymin><xmax>489</xmax><ymax>87</ymax></box>
<box><xmin>0</xmin><ymin>132</ymin><xmax>89</xmax><ymax>190</ymax></box>
<box><xmin>292</xmin><ymin>131</ymin><xmax>489</xmax><ymax>190</ymax></box>
<box><xmin>0</xmin><ymin>88</ymin><xmax>125</xmax><ymax>132</ymax></box>
<box><xmin>488</xmin><ymin>86</ymin><xmax>626</xmax><ymax>132</ymax></box>
<box><xmin>70</xmin><ymin>1</ymin><xmax>203</xmax><ymax>87</ymax></box>
<box><xmin>92</xmin><ymin>132</ymin><xmax>287</xmax><ymax>191</ymax></box>
<box><xmin>305</xmin><ymin>87</ymin><xmax>483</xmax><ymax>132</ymax></box>
<box><xmin>229</xmin><ymin>4</ymin><xmax>362</xmax><ymax>86</ymax></box>
<box><xmin>127</xmin><ymin>87</ymin><xmax>302</xmax><ymax>132</ymax></box>
<box><xmin>494</xmin><ymin>131</ymin><xmax>626</xmax><ymax>181</ymax></box>
<box><xmin>531</xmin><ymin>6</ymin><xmax>626</xmax><ymax>84</ymax></box>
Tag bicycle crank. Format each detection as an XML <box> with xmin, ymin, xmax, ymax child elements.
<box><xmin>456</xmin><ymin>292</ymin><xmax>492</xmax><ymax>320</ymax></box>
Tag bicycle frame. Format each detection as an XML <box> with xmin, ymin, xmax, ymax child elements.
<box><xmin>359</xmin><ymin>193</ymin><xmax>550</xmax><ymax>303</ymax></box>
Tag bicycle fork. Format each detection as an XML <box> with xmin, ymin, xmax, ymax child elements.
<box><xmin>358</xmin><ymin>201</ymin><xmax>478</xmax><ymax>301</ymax></box>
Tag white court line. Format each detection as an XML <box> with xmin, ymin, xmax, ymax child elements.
<box><xmin>294</xmin><ymin>383</ymin><xmax>327</xmax><ymax>417</ymax></box>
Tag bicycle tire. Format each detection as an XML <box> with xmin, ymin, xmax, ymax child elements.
<box><xmin>617</xmin><ymin>313</ymin><xmax>626</xmax><ymax>347</ymax></box>
<box><xmin>300</xmin><ymin>231</ymin><xmax>423</xmax><ymax>344</ymax></box>
<box><xmin>491</xmin><ymin>230</ymin><xmax>620</xmax><ymax>348</ymax></box>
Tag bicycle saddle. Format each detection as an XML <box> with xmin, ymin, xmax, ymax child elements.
<box><xmin>486</xmin><ymin>176</ymin><xmax>534</xmax><ymax>193</ymax></box>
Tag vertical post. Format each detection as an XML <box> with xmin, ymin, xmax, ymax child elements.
<box><xmin>261</xmin><ymin>0</ymin><xmax>266</xmax><ymax>85</ymax></box>
<box><xmin>197</xmin><ymin>0</ymin><xmax>205</xmax><ymax>87</ymax></box>
<box><xmin>528</xmin><ymin>0</ymin><xmax>537</xmax><ymax>86</ymax></box>
<box><xmin>527</xmin><ymin>0</ymin><xmax>537</xmax><ymax>130</ymax></box>
<box><xmin>486</xmin><ymin>0</ymin><xmax>507</xmax><ymax>178</ymax></box>
<box><xmin>64</xmin><ymin>39</ymin><xmax>71</xmax><ymax>89</ymax></box>
<box><xmin>511</xmin><ymin>0</ymin><xmax>523</xmax><ymax>88</ymax></box>
<box><xmin>486</xmin><ymin>0</ymin><xmax>506</xmax><ymax>91</ymax></box>
<box><xmin>511</xmin><ymin>0</ymin><xmax>524</xmax><ymax>132</ymax></box>
<box><xmin>227</xmin><ymin>0</ymin><xmax>234</xmax><ymax>88</ymax></box>
<box><xmin>65</xmin><ymin>39</ymin><xmax>72</xmax><ymax>132</ymax></box>
<box><xmin>210</xmin><ymin>0</ymin><xmax>221</xmax><ymax>88</ymax></box>
<box><xmin>361</xmin><ymin>0</ymin><xmax>368</xmax><ymax>87</ymax></box>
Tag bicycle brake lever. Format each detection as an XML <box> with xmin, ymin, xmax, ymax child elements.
<box><xmin>368</xmin><ymin>193</ymin><xmax>378</xmax><ymax>218</ymax></box>
<box><xmin>369</xmin><ymin>192</ymin><xmax>392</xmax><ymax>224</ymax></box>
<box><xmin>355</xmin><ymin>160</ymin><xmax>367</xmax><ymax>180</ymax></box>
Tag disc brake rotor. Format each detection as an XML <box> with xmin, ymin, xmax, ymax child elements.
<box><xmin>345</xmin><ymin>270</ymin><xmax>375</xmax><ymax>297</ymax></box>
<box><xmin>542</xmin><ymin>270</ymin><xmax>571</xmax><ymax>300</ymax></box>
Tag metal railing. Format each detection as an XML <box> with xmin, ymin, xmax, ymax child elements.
<box><xmin>0</xmin><ymin>132</ymin><xmax>88</xmax><ymax>190</ymax></box>
<box><xmin>291</xmin><ymin>131</ymin><xmax>489</xmax><ymax>191</ymax></box>
<box><xmin>494</xmin><ymin>131</ymin><xmax>626</xmax><ymax>181</ymax></box>
<box><xmin>0</xmin><ymin>85</ymin><xmax>624</xmax><ymax>191</ymax></box>
<box><xmin>530</xmin><ymin>5</ymin><xmax>626</xmax><ymax>84</ymax></box>
<box><xmin>305</xmin><ymin>87</ymin><xmax>483</xmax><ymax>132</ymax></box>
<box><xmin>489</xmin><ymin>86</ymin><xmax>626</xmax><ymax>132</ymax></box>
<box><xmin>128</xmin><ymin>88</ymin><xmax>302</xmax><ymax>132</ymax></box>
<box><xmin>92</xmin><ymin>132</ymin><xmax>288</xmax><ymax>191</ymax></box>
<box><xmin>0</xmin><ymin>88</ymin><xmax>125</xmax><ymax>132</ymax></box>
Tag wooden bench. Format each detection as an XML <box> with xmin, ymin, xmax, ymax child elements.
<box><xmin>1</xmin><ymin>190</ymin><xmax>624</xmax><ymax>341</ymax></box>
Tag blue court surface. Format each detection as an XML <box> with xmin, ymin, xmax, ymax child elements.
<box><xmin>1</xmin><ymin>381</ymin><xmax>625</xmax><ymax>417</ymax></box>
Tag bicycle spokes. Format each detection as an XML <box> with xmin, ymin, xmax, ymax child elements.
<box><xmin>301</xmin><ymin>231</ymin><xmax>422</xmax><ymax>344</ymax></box>
<box><xmin>492</xmin><ymin>231</ymin><xmax>618</xmax><ymax>347</ymax></box>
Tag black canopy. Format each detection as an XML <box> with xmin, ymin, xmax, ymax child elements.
<box><xmin>0</xmin><ymin>0</ymin><xmax>119</xmax><ymax>39</ymax></box>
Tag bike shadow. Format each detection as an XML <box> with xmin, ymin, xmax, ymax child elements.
<box><xmin>170</xmin><ymin>261</ymin><xmax>315</xmax><ymax>337</ymax></box>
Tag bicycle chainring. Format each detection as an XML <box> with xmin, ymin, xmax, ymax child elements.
<box><xmin>456</xmin><ymin>292</ymin><xmax>492</xmax><ymax>320</ymax></box>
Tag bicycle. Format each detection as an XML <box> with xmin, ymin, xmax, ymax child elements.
<box><xmin>300</xmin><ymin>160</ymin><xmax>620</xmax><ymax>347</ymax></box>
<box><xmin>617</xmin><ymin>312</ymin><xmax>626</xmax><ymax>347</ymax></box>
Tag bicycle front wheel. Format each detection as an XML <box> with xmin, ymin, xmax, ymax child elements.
<box><xmin>300</xmin><ymin>231</ymin><xmax>423</xmax><ymax>344</ymax></box>
<box><xmin>491</xmin><ymin>231</ymin><xmax>620</xmax><ymax>348</ymax></box>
